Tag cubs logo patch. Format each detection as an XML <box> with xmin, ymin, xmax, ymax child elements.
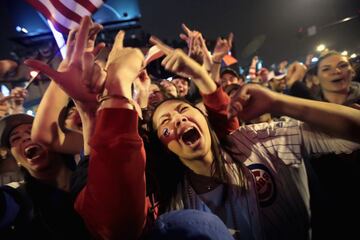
<box><xmin>248</xmin><ymin>163</ymin><xmax>276</xmax><ymax>207</ymax></box>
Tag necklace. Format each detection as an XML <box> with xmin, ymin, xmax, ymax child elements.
<box><xmin>187</xmin><ymin>170</ymin><xmax>221</xmax><ymax>194</ymax></box>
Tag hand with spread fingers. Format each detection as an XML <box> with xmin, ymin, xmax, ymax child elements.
<box><xmin>25</xmin><ymin>16</ymin><xmax>106</xmax><ymax>105</ymax></box>
<box><xmin>150</xmin><ymin>35</ymin><xmax>216</xmax><ymax>94</ymax></box>
<box><xmin>212</xmin><ymin>32</ymin><xmax>234</xmax><ymax>63</ymax></box>
<box><xmin>179</xmin><ymin>24</ymin><xmax>212</xmax><ymax>69</ymax></box>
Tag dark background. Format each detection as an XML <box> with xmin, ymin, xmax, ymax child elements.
<box><xmin>138</xmin><ymin>0</ymin><xmax>360</xmax><ymax>66</ymax></box>
<box><xmin>0</xmin><ymin>0</ymin><xmax>359</xmax><ymax>67</ymax></box>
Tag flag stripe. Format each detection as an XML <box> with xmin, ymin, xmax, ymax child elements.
<box><xmin>59</xmin><ymin>0</ymin><xmax>91</xmax><ymax>16</ymax></box>
<box><xmin>74</xmin><ymin>0</ymin><xmax>100</xmax><ymax>13</ymax></box>
<box><xmin>50</xmin><ymin>0</ymin><xmax>82</xmax><ymax>23</ymax></box>
<box><xmin>26</xmin><ymin>0</ymin><xmax>72</xmax><ymax>34</ymax></box>
<box><xmin>26</xmin><ymin>0</ymin><xmax>103</xmax><ymax>34</ymax></box>
<box><xmin>88</xmin><ymin>0</ymin><xmax>105</xmax><ymax>8</ymax></box>
<box><xmin>39</xmin><ymin>0</ymin><xmax>79</xmax><ymax>30</ymax></box>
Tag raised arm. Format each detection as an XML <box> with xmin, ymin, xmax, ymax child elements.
<box><xmin>26</xmin><ymin>17</ymin><xmax>147</xmax><ymax>239</ymax></box>
<box><xmin>150</xmin><ymin>36</ymin><xmax>239</xmax><ymax>138</ymax></box>
<box><xmin>25</xmin><ymin>17</ymin><xmax>105</xmax><ymax>155</ymax></box>
<box><xmin>31</xmin><ymin>81</ymin><xmax>83</xmax><ymax>154</ymax></box>
<box><xmin>229</xmin><ymin>84</ymin><xmax>360</xmax><ymax>142</ymax></box>
<box><xmin>79</xmin><ymin>30</ymin><xmax>147</xmax><ymax>240</ymax></box>
<box><xmin>210</xmin><ymin>32</ymin><xmax>234</xmax><ymax>84</ymax></box>
<box><xmin>179</xmin><ymin>24</ymin><xmax>233</xmax><ymax>85</ymax></box>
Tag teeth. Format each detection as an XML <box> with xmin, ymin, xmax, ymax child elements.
<box><xmin>24</xmin><ymin>145</ymin><xmax>42</xmax><ymax>160</ymax></box>
<box><xmin>183</xmin><ymin>127</ymin><xmax>194</xmax><ymax>134</ymax></box>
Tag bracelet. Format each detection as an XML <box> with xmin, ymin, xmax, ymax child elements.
<box><xmin>97</xmin><ymin>94</ymin><xmax>143</xmax><ymax>119</ymax></box>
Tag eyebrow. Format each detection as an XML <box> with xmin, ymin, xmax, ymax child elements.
<box><xmin>157</xmin><ymin>103</ymin><xmax>186</xmax><ymax>127</ymax></box>
<box><xmin>320</xmin><ymin>61</ymin><xmax>348</xmax><ymax>69</ymax></box>
<box><xmin>158</xmin><ymin>112</ymin><xmax>171</xmax><ymax>122</ymax></box>
<box><xmin>9</xmin><ymin>131</ymin><xmax>18</xmax><ymax>138</ymax></box>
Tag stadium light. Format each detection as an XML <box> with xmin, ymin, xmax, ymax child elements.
<box><xmin>316</xmin><ymin>44</ymin><xmax>326</xmax><ymax>52</ymax></box>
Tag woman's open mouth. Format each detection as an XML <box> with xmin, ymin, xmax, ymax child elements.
<box><xmin>181</xmin><ymin>127</ymin><xmax>201</xmax><ymax>146</ymax></box>
<box><xmin>24</xmin><ymin>144</ymin><xmax>44</xmax><ymax>161</ymax></box>
<box><xmin>331</xmin><ymin>78</ymin><xmax>344</xmax><ymax>83</ymax></box>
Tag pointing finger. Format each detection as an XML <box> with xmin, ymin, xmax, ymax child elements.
<box><xmin>149</xmin><ymin>35</ymin><xmax>173</xmax><ymax>55</ymax></box>
<box><xmin>114</xmin><ymin>30</ymin><xmax>125</xmax><ymax>49</ymax></box>
<box><xmin>181</xmin><ymin>23</ymin><xmax>192</xmax><ymax>35</ymax></box>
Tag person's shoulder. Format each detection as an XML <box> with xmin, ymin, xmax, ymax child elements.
<box><xmin>238</xmin><ymin>118</ymin><xmax>300</xmax><ymax>132</ymax></box>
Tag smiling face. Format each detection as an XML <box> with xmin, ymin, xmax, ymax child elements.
<box><xmin>317</xmin><ymin>54</ymin><xmax>355</xmax><ymax>93</ymax></box>
<box><xmin>9</xmin><ymin>124</ymin><xmax>50</xmax><ymax>174</ymax></box>
<box><xmin>172</xmin><ymin>78</ymin><xmax>189</xmax><ymax>97</ymax></box>
<box><xmin>221</xmin><ymin>73</ymin><xmax>243</xmax><ymax>88</ymax></box>
<box><xmin>152</xmin><ymin>100</ymin><xmax>212</xmax><ymax>164</ymax></box>
<box><xmin>269</xmin><ymin>76</ymin><xmax>286</xmax><ymax>92</ymax></box>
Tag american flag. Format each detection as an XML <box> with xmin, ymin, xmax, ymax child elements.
<box><xmin>26</xmin><ymin>0</ymin><xmax>105</xmax><ymax>34</ymax></box>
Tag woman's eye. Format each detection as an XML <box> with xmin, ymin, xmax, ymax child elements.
<box><xmin>339</xmin><ymin>63</ymin><xmax>349</xmax><ymax>69</ymax></box>
<box><xmin>10</xmin><ymin>136</ymin><xmax>20</xmax><ymax>144</ymax></box>
<box><xmin>321</xmin><ymin>68</ymin><xmax>330</xmax><ymax>72</ymax></box>
<box><xmin>180</xmin><ymin>106</ymin><xmax>188</xmax><ymax>113</ymax></box>
<box><xmin>161</xmin><ymin>119</ymin><xmax>169</xmax><ymax>125</ymax></box>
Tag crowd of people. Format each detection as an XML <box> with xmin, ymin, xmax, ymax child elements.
<box><xmin>0</xmin><ymin>16</ymin><xmax>359</xmax><ymax>240</ymax></box>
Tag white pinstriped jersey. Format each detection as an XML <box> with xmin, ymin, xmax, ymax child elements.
<box><xmin>226</xmin><ymin>119</ymin><xmax>360</xmax><ymax>240</ymax></box>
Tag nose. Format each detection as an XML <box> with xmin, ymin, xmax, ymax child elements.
<box><xmin>175</xmin><ymin>115</ymin><xmax>187</xmax><ymax>127</ymax></box>
<box><xmin>22</xmin><ymin>137</ymin><xmax>31</xmax><ymax>144</ymax></box>
<box><xmin>335</xmin><ymin>67</ymin><xmax>342</xmax><ymax>74</ymax></box>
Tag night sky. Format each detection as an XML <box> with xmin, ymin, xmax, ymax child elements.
<box><xmin>1</xmin><ymin>0</ymin><xmax>359</xmax><ymax>67</ymax></box>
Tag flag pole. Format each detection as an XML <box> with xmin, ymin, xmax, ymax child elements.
<box><xmin>25</xmin><ymin>20</ymin><xmax>67</xmax><ymax>90</ymax></box>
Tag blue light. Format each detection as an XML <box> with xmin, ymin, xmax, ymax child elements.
<box><xmin>16</xmin><ymin>26</ymin><xmax>22</xmax><ymax>32</ymax></box>
<box><xmin>26</xmin><ymin>110</ymin><xmax>34</xmax><ymax>116</ymax></box>
<box><xmin>1</xmin><ymin>85</ymin><xmax>10</xmax><ymax>97</ymax></box>
<box><xmin>311</xmin><ymin>57</ymin><xmax>319</xmax><ymax>63</ymax></box>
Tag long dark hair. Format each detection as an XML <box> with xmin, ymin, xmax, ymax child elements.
<box><xmin>147</xmin><ymin>98</ymin><xmax>246</xmax><ymax>214</ymax></box>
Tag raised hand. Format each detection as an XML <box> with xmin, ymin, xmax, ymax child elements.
<box><xmin>102</xmin><ymin>30</ymin><xmax>144</xmax><ymax>99</ymax></box>
<box><xmin>278</xmin><ymin>60</ymin><xmax>288</xmax><ymax>72</ymax></box>
<box><xmin>212</xmin><ymin>32</ymin><xmax>234</xmax><ymax>63</ymax></box>
<box><xmin>286</xmin><ymin>61</ymin><xmax>307</xmax><ymax>87</ymax></box>
<box><xmin>228</xmin><ymin>84</ymin><xmax>279</xmax><ymax>121</ymax></box>
<box><xmin>179</xmin><ymin>24</ymin><xmax>212</xmax><ymax>69</ymax></box>
<box><xmin>305</xmin><ymin>53</ymin><xmax>314</xmax><ymax>67</ymax></box>
<box><xmin>150</xmin><ymin>35</ymin><xmax>216</xmax><ymax>94</ymax></box>
<box><xmin>251</xmin><ymin>56</ymin><xmax>259</xmax><ymax>67</ymax></box>
<box><xmin>25</xmin><ymin>16</ymin><xmax>105</xmax><ymax>105</ymax></box>
<box><xmin>150</xmin><ymin>36</ymin><xmax>205</xmax><ymax>79</ymax></box>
